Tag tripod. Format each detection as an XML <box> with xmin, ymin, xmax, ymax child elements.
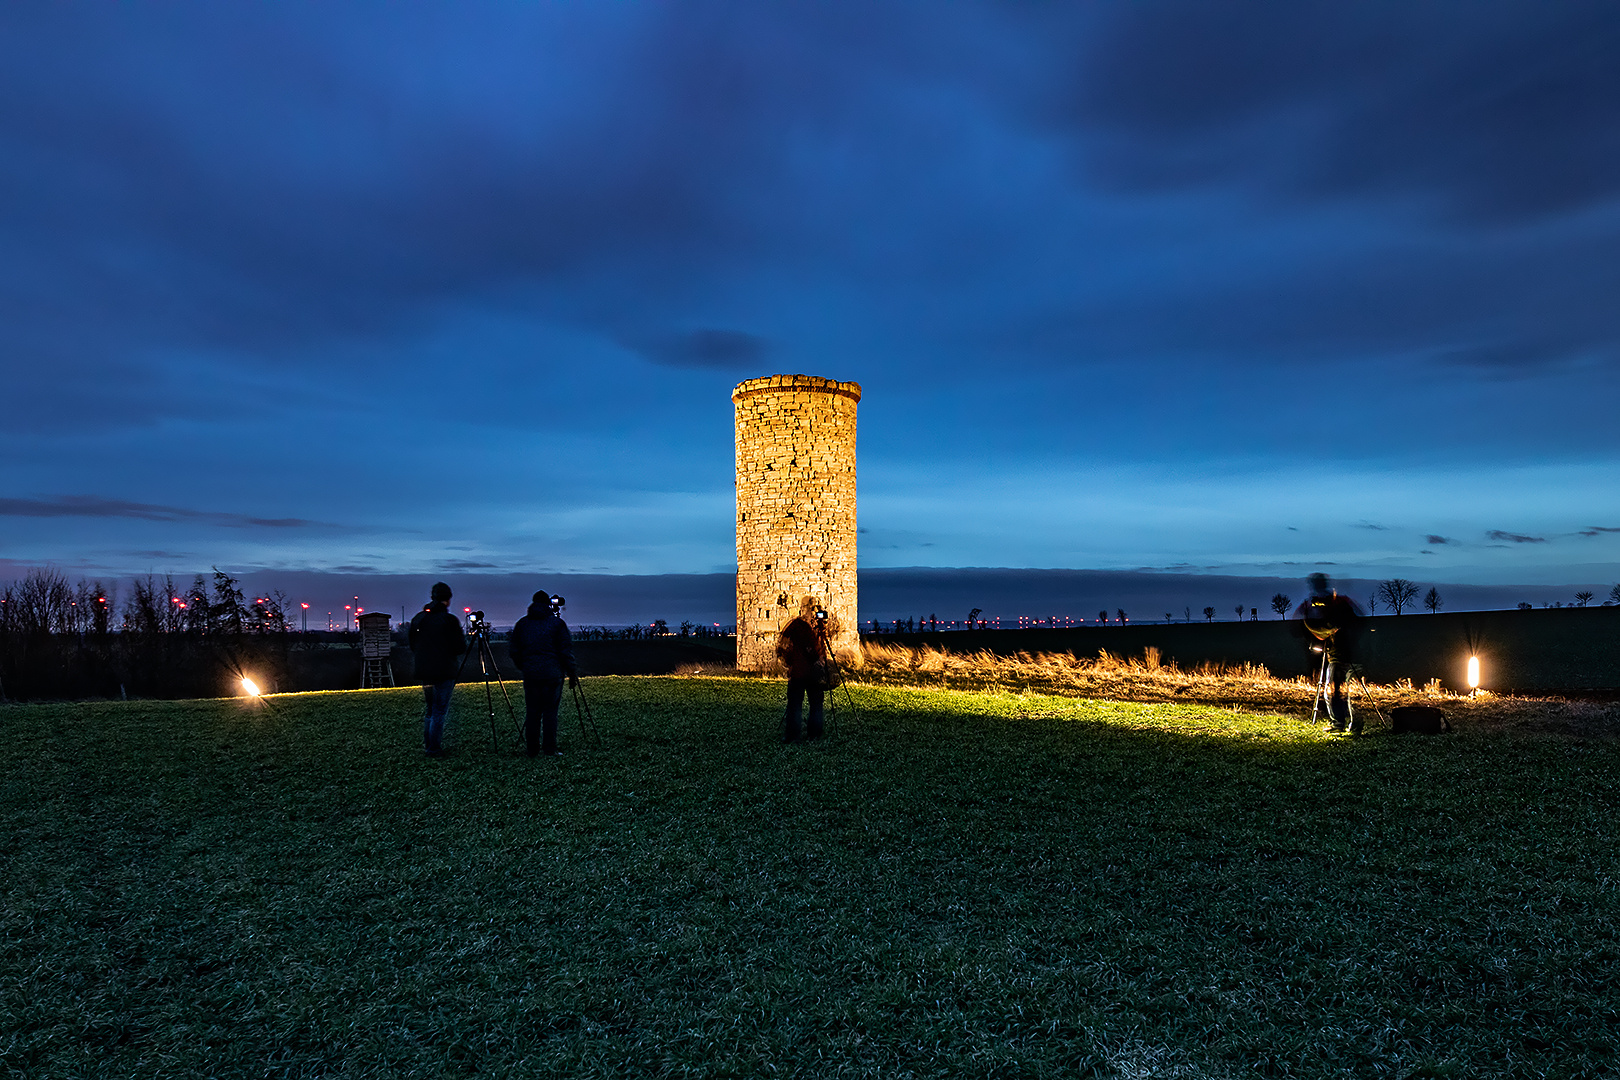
<box><xmin>1310</xmin><ymin>644</ymin><xmax>1377</xmax><ymax>734</ymax></box>
<box><xmin>1309</xmin><ymin>646</ymin><xmax>1342</xmax><ymax>727</ymax></box>
<box><xmin>813</xmin><ymin>617</ymin><xmax>861</xmax><ymax>738</ymax></box>
<box><xmin>569</xmin><ymin>679</ymin><xmax>600</xmax><ymax>744</ymax></box>
<box><xmin>455</xmin><ymin>624</ymin><xmax>523</xmax><ymax>752</ymax></box>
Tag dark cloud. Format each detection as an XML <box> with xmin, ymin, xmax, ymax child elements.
<box><xmin>1355</xmin><ymin>523</ymin><xmax>1388</xmax><ymax>531</ymax></box>
<box><xmin>0</xmin><ymin>496</ymin><xmax>322</xmax><ymax>529</ymax></box>
<box><xmin>1425</xmin><ymin>535</ymin><xmax>1453</xmax><ymax>545</ymax></box>
<box><xmin>1486</xmin><ymin>530</ymin><xmax>1547</xmax><ymax>544</ymax></box>
<box><xmin>625</xmin><ymin>328</ymin><xmax>771</xmax><ymax>371</ymax></box>
<box><xmin>1057</xmin><ymin>2</ymin><xmax>1620</xmax><ymax>223</ymax></box>
<box><xmin>439</xmin><ymin>560</ymin><xmax>501</xmax><ymax>570</ymax></box>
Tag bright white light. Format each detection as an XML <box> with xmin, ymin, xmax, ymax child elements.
<box><xmin>1467</xmin><ymin>656</ymin><xmax>1480</xmax><ymax>690</ymax></box>
<box><xmin>242</xmin><ymin>677</ymin><xmax>262</xmax><ymax>697</ymax></box>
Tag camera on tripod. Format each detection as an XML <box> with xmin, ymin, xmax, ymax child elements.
<box><xmin>548</xmin><ymin>594</ymin><xmax>565</xmax><ymax>615</ymax></box>
<box><xmin>814</xmin><ymin>608</ymin><xmax>828</xmax><ymax>622</ymax></box>
<box><xmin>466</xmin><ymin>610</ymin><xmax>489</xmax><ymax>636</ymax></box>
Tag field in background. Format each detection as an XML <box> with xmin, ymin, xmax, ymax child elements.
<box><xmin>4</xmin><ymin>677</ymin><xmax>1618</xmax><ymax>1077</ymax></box>
<box><xmin>872</xmin><ymin>606</ymin><xmax>1620</xmax><ymax>695</ymax></box>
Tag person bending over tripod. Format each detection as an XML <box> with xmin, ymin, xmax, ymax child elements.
<box><xmin>409</xmin><ymin>581</ymin><xmax>467</xmax><ymax>756</ymax></box>
<box><xmin>508</xmin><ymin>589</ymin><xmax>579</xmax><ymax>757</ymax></box>
<box><xmin>776</xmin><ymin>596</ymin><xmax>828</xmax><ymax>743</ymax></box>
<box><xmin>1293</xmin><ymin>573</ymin><xmax>1366</xmax><ymax>735</ymax></box>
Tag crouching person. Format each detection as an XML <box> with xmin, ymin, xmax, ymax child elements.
<box><xmin>508</xmin><ymin>589</ymin><xmax>579</xmax><ymax>757</ymax></box>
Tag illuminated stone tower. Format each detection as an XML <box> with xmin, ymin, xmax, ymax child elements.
<box><xmin>733</xmin><ymin>374</ymin><xmax>861</xmax><ymax>671</ymax></box>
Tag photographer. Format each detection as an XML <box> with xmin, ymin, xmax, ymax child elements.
<box><xmin>508</xmin><ymin>588</ymin><xmax>579</xmax><ymax>757</ymax></box>
<box><xmin>1293</xmin><ymin>573</ymin><xmax>1366</xmax><ymax>735</ymax></box>
<box><xmin>776</xmin><ymin>596</ymin><xmax>827</xmax><ymax>743</ymax></box>
<box><xmin>408</xmin><ymin>581</ymin><xmax>467</xmax><ymax>756</ymax></box>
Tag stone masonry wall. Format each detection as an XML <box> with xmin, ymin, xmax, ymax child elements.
<box><xmin>733</xmin><ymin>374</ymin><xmax>861</xmax><ymax>671</ymax></box>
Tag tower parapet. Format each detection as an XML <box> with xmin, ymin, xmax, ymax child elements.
<box><xmin>733</xmin><ymin>374</ymin><xmax>861</xmax><ymax>671</ymax></box>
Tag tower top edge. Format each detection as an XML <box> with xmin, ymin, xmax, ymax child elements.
<box><xmin>731</xmin><ymin>374</ymin><xmax>862</xmax><ymax>404</ymax></box>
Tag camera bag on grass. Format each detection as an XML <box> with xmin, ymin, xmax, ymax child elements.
<box><xmin>1389</xmin><ymin>705</ymin><xmax>1452</xmax><ymax>735</ymax></box>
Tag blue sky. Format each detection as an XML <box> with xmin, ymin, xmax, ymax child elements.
<box><xmin>4</xmin><ymin>2</ymin><xmax>1620</xmax><ymax>621</ymax></box>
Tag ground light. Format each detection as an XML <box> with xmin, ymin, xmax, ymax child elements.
<box><xmin>241</xmin><ymin>677</ymin><xmax>262</xmax><ymax>698</ymax></box>
<box><xmin>1467</xmin><ymin>655</ymin><xmax>1481</xmax><ymax>696</ymax></box>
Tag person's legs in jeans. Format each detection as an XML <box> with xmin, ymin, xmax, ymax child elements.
<box><xmin>783</xmin><ymin>677</ymin><xmax>807</xmax><ymax>742</ymax></box>
<box><xmin>423</xmin><ymin>680</ymin><xmax>454</xmax><ymax>753</ymax></box>
<box><xmin>806</xmin><ymin>684</ymin><xmax>825</xmax><ymax>739</ymax></box>
<box><xmin>524</xmin><ymin>678</ymin><xmax>564</xmax><ymax>756</ymax></box>
<box><xmin>540</xmin><ymin>680</ymin><xmax>564</xmax><ymax>754</ymax></box>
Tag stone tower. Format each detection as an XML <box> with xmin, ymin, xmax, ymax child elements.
<box><xmin>733</xmin><ymin>374</ymin><xmax>861</xmax><ymax>671</ymax></box>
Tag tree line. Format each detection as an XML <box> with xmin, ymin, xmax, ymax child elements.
<box><xmin>0</xmin><ymin>568</ymin><xmax>294</xmax><ymax>701</ymax></box>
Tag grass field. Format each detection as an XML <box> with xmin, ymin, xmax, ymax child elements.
<box><xmin>3</xmin><ymin>677</ymin><xmax>1618</xmax><ymax>1078</ymax></box>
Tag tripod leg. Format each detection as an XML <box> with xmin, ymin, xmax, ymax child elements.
<box><xmin>1311</xmin><ymin>653</ymin><xmax>1327</xmax><ymax>725</ymax></box>
<box><xmin>483</xmin><ymin>663</ymin><xmax>499</xmax><ymax>752</ymax></box>
<box><xmin>485</xmin><ymin>639</ymin><xmax>522</xmax><ymax>745</ymax></box>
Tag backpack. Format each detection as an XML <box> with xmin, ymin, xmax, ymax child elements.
<box><xmin>1390</xmin><ymin>705</ymin><xmax>1452</xmax><ymax>735</ymax></box>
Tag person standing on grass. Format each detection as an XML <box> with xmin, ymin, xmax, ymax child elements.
<box><xmin>1294</xmin><ymin>573</ymin><xmax>1366</xmax><ymax>735</ymax></box>
<box><xmin>409</xmin><ymin>581</ymin><xmax>466</xmax><ymax>756</ymax></box>
<box><xmin>508</xmin><ymin>589</ymin><xmax>579</xmax><ymax>757</ymax></box>
<box><xmin>776</xmin><ymin>596</ymin><xmax>827</xmax><ymax>744</ymax></box>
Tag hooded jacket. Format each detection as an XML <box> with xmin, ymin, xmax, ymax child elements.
<box><xmin>508</xmin><ymin>602</ymin><xmax>578</xmax><ymax>681</ymax></box>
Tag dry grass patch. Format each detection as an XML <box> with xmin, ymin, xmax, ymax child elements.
<box><xmin>792</xmin><ymin>642</ymin><xmax>1620</xmax><ymax>739</ymax></box>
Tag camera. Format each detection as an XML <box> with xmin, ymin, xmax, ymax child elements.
<box><xmin>814</xmin><ymin>608</ymin><xmax>828</xmax><ymax>621</ymax></box>
<box><xmin>550</xmin><ymin>594</ymin><xmax>565</xmax><ymax>614</ymax></box>
<box><xmin>1301</xmin><ymin>598</ymin><xmax>1338</xmax><ymax>641</ymax></box>
<box><xmin>467</xmin><ymin>610</ymin><xmax>488</xmax><ymax>635</ymax></box>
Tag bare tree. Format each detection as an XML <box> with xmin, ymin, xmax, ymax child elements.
<box><xmin>1098</xmin><ymin>609</ymin><xmax>1108</xmax><ymax>624</ymax></box>
<box><xmin>967</xmin><ymin>607</ymin><xmax>982</xmax><ymax>628</ymax></box>
<box><xmin>1424</xmin><ymin>587</ymin><xmax>1443</xmax><ymax>615</ymax></box>
<box><xmin>1202</xmin><ymin>606</ymin><xmax>1216</xmax><ymax>623</ymax></box>
<box><xmin>1575</xmin><ymin>590</ymin><xmax>1594</xmax><ymax>608</ymax></box>
<box><xmin>1609</xmin><ymin>584</ymin><xmax>1620</xmax><ymax>606</ymax></box>
<box><xmin>1117</xmin><ymin>608</ymin><xmax>1128</xmax><ymax>624</ymax></box>
<box><xmin>1377</xmin><ymin>578</ymin><xmax>1420</xmax><ymax>615</ymax></box>
<box><xmin>1270</xmin><ymin>593</ymin><xmax>1291</xmax><ymax>619</ymax></box>
<box><xmin>1234</xmin><ymin>604</ymin><xmax>1245</xmax><ymax>622</ymax></box>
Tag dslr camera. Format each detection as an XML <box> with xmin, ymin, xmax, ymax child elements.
<box><xmin>466</xmin><ymin>610</ymin><xmax>488</xmax><ymax>636</ymax></box>
<box><xmin>549</xmin><ymin>594</ymin><xmax>566</xmax><ymax>615</ymax></box>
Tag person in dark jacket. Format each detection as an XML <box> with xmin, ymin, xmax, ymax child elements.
<box><xmin>776</xmin><ymin>596</ymin><xmax>826</xmax><ymax>743</ymax></box>
<box><xmin>1293</xmin><ymin>573</ymin><xmax>1366</xmax><ymax>734</ymax></box>
<box><xmin>408</xmin><ymin>581</ymin><xmax>467</xmax><ymax>755</ymax></box>
<box><xmin>508</xmin><ymin>588</ymin><xmax>579</xmax><ymax>757</ymax></box>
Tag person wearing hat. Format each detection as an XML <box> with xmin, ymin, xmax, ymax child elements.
<box><xmin>508</xmin><ymin>588</ymin><xmax>579</xmax><ymax>756</ymax></box>
<box><xmin>408</xmin><ymin>581</ymin><xmax>467</xmax><ymax>755</ymax></box>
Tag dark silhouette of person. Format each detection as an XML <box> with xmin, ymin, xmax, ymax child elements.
<box><xmin>508</xmin><ymin>589</ymin><xmax>579</xmax><ymax>757</ymax></box>
<box><xmin>408</xmin><ymin>582</ymin><xmax>466</xmax><ymax>755</ymax></box>
<box><xmin>776</xmin><ymin>596</ymin><xmax>827</xmax><ymax>743</ymax></box>
<box><xmin>1293</xmin><ymin>573</ymin><xmax>1366</xmax><ymax>734</ymax></box>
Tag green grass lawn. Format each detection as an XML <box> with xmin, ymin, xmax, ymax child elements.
<box><xmin>3</xmin><ymin>678</ymin><xmax>1617</xmax><ymax>1078</ymax></box>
